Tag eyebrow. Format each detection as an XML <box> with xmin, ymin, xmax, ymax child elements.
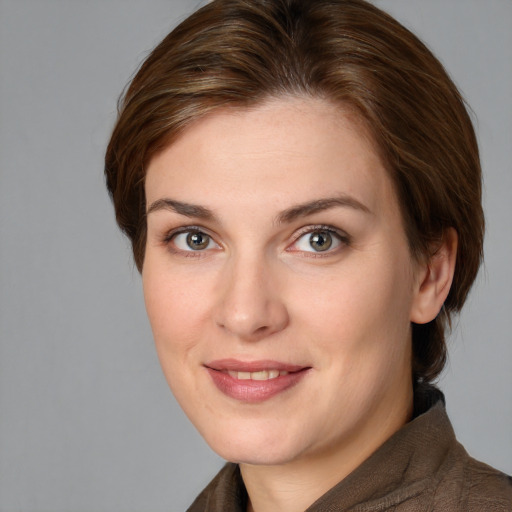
<box><xmin>146</xmin><ymin>195</ymin><xmax>371</xmax><ymax>223</ymax></box>
<box><xmin>146</xmin><ymin>198</ymin><xmax>214</xmax><ymax>220</ymax></box>
<box><xmin>276</xmin><ymin>196</ymin><xmax>372</xmax><ymax>224</ymax></box>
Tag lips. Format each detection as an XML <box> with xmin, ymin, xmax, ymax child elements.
<box><xmin>205</xmin><ymin>359</ymin><xmax>310</xmax><ymax>403</ymax></box>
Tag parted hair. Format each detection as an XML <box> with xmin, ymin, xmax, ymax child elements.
<box><xmin>105</xmin><ymin>0</ymin><xmax>484</xmax><ymax>385</ymax></box>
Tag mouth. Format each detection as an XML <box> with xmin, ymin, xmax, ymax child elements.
<box><xmin>225</xmin><ymin>369</ymin><xmax>291</xmax><ymax>381</ymax></box>
<box><xmin>204</xmin><ymin>359</ymin><xmax>311</xmax><ymax>402</ymax></box>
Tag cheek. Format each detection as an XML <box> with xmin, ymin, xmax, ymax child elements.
<box><xmin>142</xmin><ymin>266</ymin><xmax>210</xmax><ymax>405</ymax></box>
<box><xmin>289</xmin><ymin>253</ymin><xmax>415</xmax><ymax>361</ymax></box>
<box><xmin>142</xmin><ymin>263</ymin><xmax>210</xmax><ymax>355</ymax></box>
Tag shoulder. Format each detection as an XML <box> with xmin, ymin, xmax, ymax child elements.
<box><xmin>462</xmin><ymin>452</ymin><xmax>512</xmax><ymax>511</ymax></box>
<box><xmin>408</xmin><ymin>386</ymin><xmax>511</xmax><ymax>510</ymax></box>
<box><xmin>434</xmin><ymin>441</ymin><xmax>512</xmax><ymax>511</ymax></box>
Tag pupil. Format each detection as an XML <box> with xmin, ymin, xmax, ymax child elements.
<box><xmin>310</xmin><ymin>231</ymin><xmax>332</xmax><ymax>251</ymax></box>
<box><xmin>187</xmin><ymin>232</ymin><xmax>209</xmax><ymax>250</ymax></box>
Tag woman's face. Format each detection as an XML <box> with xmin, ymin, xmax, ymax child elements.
<box><xmin>143</xmin><ymin>97</ymin><xmax>424</xmax><ymax>466</ymax></box>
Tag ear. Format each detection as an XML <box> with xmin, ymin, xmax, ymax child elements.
<box><xmin>410</xmin><ymin>228</ymin><xmax>458</xmax><ymax>324</ymax></box>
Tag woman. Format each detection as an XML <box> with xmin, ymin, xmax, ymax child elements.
<box><xmin>105</xmin><ymin>0</ymin><xmax>511</xmax><ymax>510</ymax></box>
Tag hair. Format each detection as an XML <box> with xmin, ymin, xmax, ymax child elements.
<box><xmin>105</xmin><ymin>0</ymin><xmax>484</xmax><ymax>385</ymax></box>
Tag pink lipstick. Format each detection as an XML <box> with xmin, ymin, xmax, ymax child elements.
<box><xmin>205</xmin><ymin>359</ymin><xmax>311</xmax><ymax>403</ymax></box>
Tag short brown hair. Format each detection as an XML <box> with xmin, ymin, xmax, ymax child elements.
<box><xmin>105</xmin><ymin>0</ymin><xmax>484</xmax><ymax>384</ymax></box>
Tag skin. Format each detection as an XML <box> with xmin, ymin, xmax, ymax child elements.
<box><xmin>142</xmin><ymin>97</ymin><xmax>457</xmax><ymax>512</ymax></box>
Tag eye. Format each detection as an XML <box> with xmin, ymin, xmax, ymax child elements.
<box><xmin>171</xmin><ymin>230</ymin><xmax>219</xmax><ymax>252</ymax></box>
<box><xmin>291</xmin><ymin>227</ymin><xmax>347</xmax><ymax>253</ymax></box>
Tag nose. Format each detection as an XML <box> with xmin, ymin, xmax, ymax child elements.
<box><xmin>213</xmin><ymin>254</ymin><xmax>289</xmax><ymax>341</ymax></box>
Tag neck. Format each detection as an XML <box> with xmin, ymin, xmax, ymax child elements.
<box><xmin>241</xmin><ymin>385</ymin><xmax>413</xmax><ymax>512</ymax></box>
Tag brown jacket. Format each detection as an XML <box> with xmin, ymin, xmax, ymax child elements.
<box><xmin>187</xmin><ymin>389</ymin><xmax>512</xmax><ymax>511</ymax></box>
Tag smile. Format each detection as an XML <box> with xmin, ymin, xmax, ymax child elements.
<box><xmin>205</xmin><ymin>360</ymin><xmax>310</xmax><ymax>403</ymax></box>
<box><xmin>227</xmin><ymin>369</ymin><xmax>289</xmax><ymax>380</ymax></box>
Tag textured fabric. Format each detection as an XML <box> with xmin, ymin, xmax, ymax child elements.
<box><xmin>186</xmin><ymin>388</ymin><xmax>512</xmax><ymax>511</ymax></box>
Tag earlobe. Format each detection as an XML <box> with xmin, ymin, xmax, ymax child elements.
<box><xmin>410</xmin><ymin>228</ymin><xmax>458</xmax><ymax>324</ymax></box>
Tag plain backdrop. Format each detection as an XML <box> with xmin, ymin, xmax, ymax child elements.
<box><xmin>0</xmin><ymin>1</ymin><xmax>511</xmax><ymax>511</ymax></box>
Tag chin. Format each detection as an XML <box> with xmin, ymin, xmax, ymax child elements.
<box><xmin>198</xmin><ymin>419</ymin><xmax>308</xmax><ymax>466</ymax></box>
<box><xmin>216</xmin><ymin>445</ymin><xmax>301</xmax><ymax>466</ymax></box>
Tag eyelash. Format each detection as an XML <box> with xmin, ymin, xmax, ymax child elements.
<box><xmin>162</xmin><ymin>224</ymin><xmax>351</xmax><ymax>256</ymax></box>
<box><xmin>288</xmin><ymin>225</ymin><xmax>351</xmax><ymax>256</ymax></box>
<box><xmin>163</xmin><ymin>226</ymin><xmax>220</xmax><ymax>257</ymax></box>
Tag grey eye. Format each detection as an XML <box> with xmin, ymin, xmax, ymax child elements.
<box><xmin>172</xmin><ymin>231</ymin><xmax>216</xmax><ymax>251</ymax></box>
<box><xmin>186</xmin><ymin>232</ymin><xmax>210</xmax><ymax>250</ymax></box>
<box><xmin>308</xmin><ymin>231</ymin><xmax>333</xmax><ymax>251</ymax></box>
<box><xmin>293</xmin><ymin>229</ymin><xmax>342</xmax><ymax>253</ymax></box>
<box><xmin>187</xmin><ymin>233</ymin><xmax>210</xmax><ymax>251</ymax></box>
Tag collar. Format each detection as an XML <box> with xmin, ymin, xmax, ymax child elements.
<box><xmin>187</xmin><ymin>385</ymin><xmax>455</xmax><ymax>512</ymax></box>
<box><xmin>306</xmin><ymin>386</ymin><xmax>452</xmax><ymax>510</ymax></box>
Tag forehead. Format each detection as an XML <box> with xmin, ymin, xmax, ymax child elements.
<box><xmin>144</xmin><ymin>96</ymin><xmax>397</xmax><ymax>219</ymax></box>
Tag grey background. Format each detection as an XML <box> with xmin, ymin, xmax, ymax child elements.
<box><xmin>0</xmin><ymin>0</ymin><xmax>510</xmax><ymax>510</ymax></box>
